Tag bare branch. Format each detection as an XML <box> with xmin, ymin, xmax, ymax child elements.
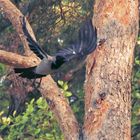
<box><xmin>0</xmin><ymin>50</ymin><xmax>38</xmax><ymax>67</ymax></box>
<box><xmin>40</xmin><ymin>76</ymin><xmax>80</xmax><ymax>140</ymax></box>
<box><xmin>0</xmin><ymin>0</ymin><xmax>36</xmax><ymax>55</ymax></box>
<box><xmin>0</xmin><ymin>0</ymin><xmax>79</xmax><ymax>139</ymax></box>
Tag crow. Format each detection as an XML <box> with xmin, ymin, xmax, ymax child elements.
<box><xmin>14</xmin><ymin>17</ymin><xmax>97</xmax><ymax>79</ymax></box>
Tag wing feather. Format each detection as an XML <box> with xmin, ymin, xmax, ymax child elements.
<box><xmin>22</xmin><ymin>17</ymin><xmax>47</xmax><ymax>59</ymax></box>
<box><xmin>56</xmin><ymin>19</ymin><xmax>97</xmax><ymax>61</ymax></box>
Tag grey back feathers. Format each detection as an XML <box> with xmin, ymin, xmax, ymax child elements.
<box><xmin>14</xmin><ymin>17</ymin><xmax>97</xmax><ymax>79</ymax></box>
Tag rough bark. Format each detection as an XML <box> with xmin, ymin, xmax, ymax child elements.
<box><xmin>84</xmin><ymin>0</ymin><xmax>139</xmax><ymax>140</ymax></box>
<box><xmin>0</xmin><ymin>0</ymin><xmax>36</xmax><ymax>55</ymax></box>
<box><xmin>0</xmin><ymin>0</ymin><xmax>79</xmax><ymax>140</ymax></box>
<box><xmin>0</xmin><ymin>50</ymin><xmax>38</xmax><ymax>67</ymax></box>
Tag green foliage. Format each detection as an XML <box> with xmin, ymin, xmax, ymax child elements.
<box><xmin>0</xmin><ymin>63</ymin><xmax>6</xmax><ymax>76</ymax></box>
<box><xmin>132</xmin><ymin>35</ymin><xmax>140</xmax><ymax>138</ymax></box>
<box><xmin>0</xmin><ymin>64</ymin><xmax>9</xmax><ymax>115</ymax></box>
<box><xmin>5</xmin><ymin>26</ymin><xmax>15</xmax><ymax>34</ymax></box>
<box><xmin>58</xmin><ymin>80</ymin><xmax>84</xmax><ymax>124</ymax></box>
<box><xmin>0</xmin><ymin>98</ymin><xmax>63</xmax><ymax>140</ymax></box>
<box><xmin>58</xmin><ymin>80</ymin><xmax>72</xmax><ymax>97</ymax></box>
<box><xmin>71</xmin><ymin>88</ymin><xmax>84</xmax><ymax>124</ymax></box>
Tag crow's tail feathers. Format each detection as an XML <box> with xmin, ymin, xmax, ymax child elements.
<box><xmin>14</xmin><ymin>66</ymin><xmax>45</xmax><ymax>79</ymax></box>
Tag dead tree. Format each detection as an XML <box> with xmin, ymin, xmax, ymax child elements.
<box><xmin>0</xmin><ymin>0</ymin><xmax>139</xmax><ymax>140</ymax></box>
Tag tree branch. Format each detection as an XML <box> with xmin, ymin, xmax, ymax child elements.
<box><xmin>0</xmin><ymin>0</ymin><xmax>79</xmax><ymax>139</ymax></box>
<box><xmin>0</xmin><ymin>50</ymin><xmax>38</xmax><ymax>67</ymax></box>
<box><xmin>0</xmin><ymin>0</ymin><xmax>34</xmax><ymax>55</ymax></box>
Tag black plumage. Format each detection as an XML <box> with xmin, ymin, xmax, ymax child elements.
<box><xmin>14</xmin><ymin>17</ymin><xmax>97</xmax><ymax>79</ymax></box>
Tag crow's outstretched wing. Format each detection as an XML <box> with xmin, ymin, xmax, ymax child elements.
<box><xmin>22</xmin><ymin>17</ymin><xmax>47</xmax><ymax>59</ymax></box>
<box><xmin>15</xmin><ymin>18</ymin><xmax>97</xmax><ymax>78</ymax></box>
<box><xmin>56</xmin><ymin>19</ymin><xmax>97</xmax><ymax>62</ymax></box>
<box><xmin>51</xmin><ymin>19</ymin><xmax>97</xmax><ymax>69</ymax></box>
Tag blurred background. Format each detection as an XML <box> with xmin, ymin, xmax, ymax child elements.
<box><xmin>0</xmin><ymin>0</ymin><xmax>139</xmax><ymax>139</ymax></box>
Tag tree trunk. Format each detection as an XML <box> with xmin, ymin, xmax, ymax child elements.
<box><xmin>83</xmin><ymin>0</ymin><xmax>139</xmax><ymax>139</ymax></box>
